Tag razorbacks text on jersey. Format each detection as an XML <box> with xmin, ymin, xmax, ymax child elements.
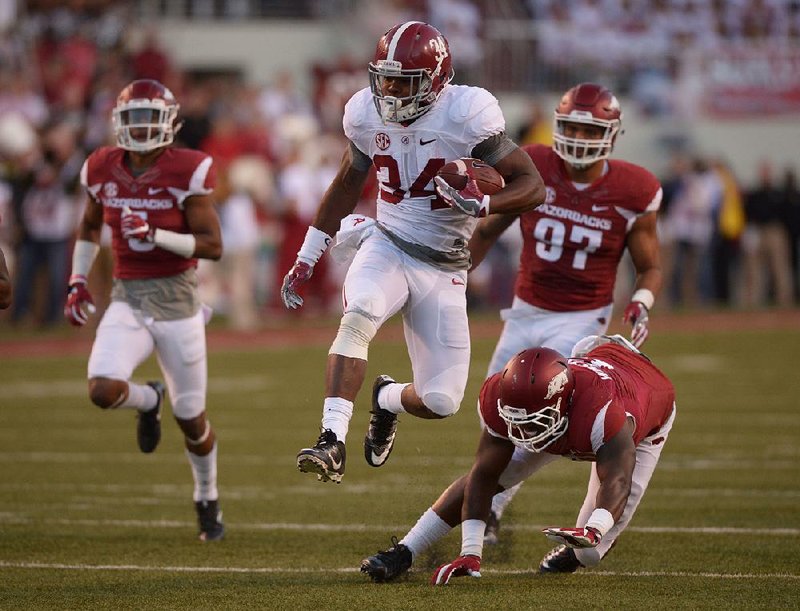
<box><xmin>515</xmin><ymin>144</ymin><xmax>662</xmax><ymax>311</ymax></box>
<box><xmin>344</xmin><ymin>84</ymin><xmax>504</xmax><ymax>254</ymax></box>
<box><xmin>80</xmin><ymin>147</ymin><xmax>215</xmax><ymax>279</ymax></box>
<box><xmin>479</xmin><ymin>342</ymin><xmax>675</xmax><ymax>460</ymax></box>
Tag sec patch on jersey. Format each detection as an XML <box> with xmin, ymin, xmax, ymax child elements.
<box><xmin>436</xmin><ymin>158</ymin><xmax>505</xmax><ymax>195</ymax></box>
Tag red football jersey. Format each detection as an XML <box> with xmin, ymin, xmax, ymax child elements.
<box><xmin>80</xmin><ymin>146</ymin><xmax>216</xmax><ymax>279</ymax></box>
<box><xmin>479</xmin><ymin>343</ymin><xmax>674</xmax><ymax>461</ymax></box>
<box><xmin>515</xmin><ymin>144</ymin><xmax>661</xmax><ymax>310</ymax></box>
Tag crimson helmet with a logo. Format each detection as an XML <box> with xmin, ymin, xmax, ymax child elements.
<box><xmin>369</xmin><ymin>21</ymin><xmax>454</xmax><ymax>123</ymax></box>
<box><xmin>497</xmin><ymin>347</ymin><xmax>575</xmax><ymax>452</ymax></box>
<box><xmin>112</xmin><ymin>79</ymin><xmax>180</xmax><ymax>153</ymax></box>
<box><xmin>553</xmin><ymin>82</ymin><xmax>622</xmax><ymax>169</ymax></box>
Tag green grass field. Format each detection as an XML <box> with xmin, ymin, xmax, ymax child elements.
<box><xmin>1</xmin><ymin>318</ymin><xmax>798</xmax><ymax>609</ymax></box>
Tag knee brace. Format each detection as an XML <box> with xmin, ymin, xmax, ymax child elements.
<box><xmin>329</xmin><ymin>310</ymin><xmax>379</xmax><ymax>360</ymax></box>
<box><xmin>421</xmin><ymin>390</ymin><xmax>460</xmax><ymax>418</ymax></box>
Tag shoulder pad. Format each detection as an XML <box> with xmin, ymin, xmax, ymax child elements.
<box><xmin>447</xmin><ymin>85</ymin><xmax>502</xmax><ymax>124</ymax></box>
<box><xmin>343</xmin><ymin>88</ymin><xmax>374</xmax><ymax>132</ymax></box>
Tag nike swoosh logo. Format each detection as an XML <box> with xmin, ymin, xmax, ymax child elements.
<box><xmin>330</xmin><ymin>455</ymin><xmax>343</xmax><ymax>470</ymax></box>
<box><xmin>148</xmin><ymin>187</ymin><xmax>164</xmax><ymax>195</ymax></box>
<box><xmin>451</xmin><ymin>278</ymin><xmax>465</xmax><ymax>286</ymax></box>
<box><xmin>591</xmin><ymin>205</ymin><xmax>608</xmax><ymax>212</ymax></box>
<box><xmin>370</xmin><ymin>446</ymin><xmax>392</xmax><ymax>465</ymax></box>
<box><xmin>420</xmin><ymin>138</ymin><xmax>436</xmax><ymax>146</ymax></box>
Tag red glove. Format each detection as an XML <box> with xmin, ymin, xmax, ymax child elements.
<box><xmin>542</xmin><ymin>526</ymin><xmax>602</xmax><ymax>549</ymax></box>
<box><xmin>434</xmin><ymin>176</ymin><xmax>490</xmax><ymax>217</ymax></box>
<box><xmin>64</xmin><ymin>278</ymin><xmax>96</xmax><ymax>327</ymax></box>
<box><xmin>622</xmin><ymin>301</ymin><xmax>649</xmax><ymax>348</ymax></box>
<box><xmin>431</xmin><ymin>555</ymin><xmax>481</xmax><ymax>586</ymax></box>
<box><xmin>280</xmin><ymin>260</ymin><xmax>314</xmax><ymax>309</ymax></box>
<box><xmin>121</xmin><ymin>208</ymin><xmax>153</xmax><ymax>242</ymax></box>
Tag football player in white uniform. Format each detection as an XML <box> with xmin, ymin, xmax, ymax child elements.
<box><xmin>282</xmin><ymin>21</ymin><xmax>545</xmax><ymax>484</ymax></box>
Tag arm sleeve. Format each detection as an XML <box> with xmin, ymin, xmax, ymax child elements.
<box><xmin>349</xmin><ymin>140</ymin><xmax>372</xmax><ymax>172</ymax></box>
<box><xmin>471</xmin><ymin>132</ymin><xmax>518</xmax><ymax>166</ymax></box>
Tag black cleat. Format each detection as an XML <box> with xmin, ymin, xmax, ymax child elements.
<box><xmin>364</xmin><ymin>375</ymin><xmax>399</xmax><ymax>467</ymax></box>
<box><xmin>539</xmin><ymin>545</ymin><xmax>583</xmax><ymax>573</ymax></box>
<box><xmin>484</xmin><ymin>510</ymin><xmax>501</xmax><ymax>545</ymax></box>
<box><xmin>361</xmin><ymin>536</ymin><xmax>412</xmax><ymax>582</ymax></box>
<box><xmin>137</xmin><ymin>381</ymin><xmax>164</xmax><ymax>453</ymax></box>
<box><xmin>195</xmin><ymin>499</ymin><xmax>225</xmax><ymax>541</ymax></box>
<box><xmin>297</xmin><ymin>429</ymin><xmax>346</xmax><ymax>483</ymax></box>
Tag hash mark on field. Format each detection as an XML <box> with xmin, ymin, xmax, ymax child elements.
<box><xmin>0</xmin><ymin>561</ymin><xmax>797</xmax><ymax>580</ymax></box>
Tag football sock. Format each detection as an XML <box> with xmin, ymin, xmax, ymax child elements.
<box><xmin>186</xmin><ymin>442</ymin><xmax>218</xmax><ymax>502</ymax></box>
<box><xmin>490</xmin><ymin>482</ymin><xmax>523</xmax><ymax>519</ymax></box>
<box><xmin>120</xmin><ymin>382</ymin><xmax>159</xmax><ymax>411</ymax></box>
<box><xmin>378</xmin><ymin>382</ymin><xmax>408</xmax><ymax>415</ymax></box>
<box><xmin>400</xmin><ymin>507</ymin><xmax>452</xmax><ymax>559</ymax></box>
<box><xmin>322</xmin><ymin>397</ymin><xmax>353</xmax><ymax>443</ymax></box>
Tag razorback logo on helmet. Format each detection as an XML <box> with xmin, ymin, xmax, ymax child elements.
<box><xmin>545</xmin><ymin>370</ymin><xmax>571</xmax><ymax>400</ymax></box>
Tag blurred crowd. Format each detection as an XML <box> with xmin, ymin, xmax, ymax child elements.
<box><xmin>1</xmin><ymin>1</ymin><xmax>799</xmax><ymax>332</ymax></box>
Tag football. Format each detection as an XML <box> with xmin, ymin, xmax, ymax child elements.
<box><xmin>436</xmin><ymin>158</ymin><xmax>505</xmax><ymax>195</ymax></box>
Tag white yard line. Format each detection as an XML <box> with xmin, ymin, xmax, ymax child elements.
<box><xmin>0</xmin><ymin>560</ymin><xmax>796</xmax><ymax>580</ymax></box>
<box><xmin>0</xmin><ymin>515</ymin><xmax>797</xmax><ymax>536</ymax></box>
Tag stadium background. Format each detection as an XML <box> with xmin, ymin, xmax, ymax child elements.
<box><xmin>0</xmin><ymin>1</ymin><xmax>798</xmax><ymax>608</ymax></box>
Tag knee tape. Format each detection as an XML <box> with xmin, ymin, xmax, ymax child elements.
<box><xmin>329</xmin><ymin>310</ymin><xmax>378</xmax><ymax>360</ymax></box>
<box><xmin>422</xmin><ymin>390</ymin><xmax>459</xmax><ymax>417</ymax></box>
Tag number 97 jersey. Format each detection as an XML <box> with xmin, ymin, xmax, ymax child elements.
<box><xmin>343</xmin><ymin>84</ymin><xmax>505</xmax><ymax>254</ymax></box>
<box><xmin>516</xmin><ymin>144</ymin><xmax>662</xmax><ymax>311</ymax></box>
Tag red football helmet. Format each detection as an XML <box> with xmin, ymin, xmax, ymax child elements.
<box><xmin>369</xmin><ymin>21</ymin><xmax>454</xmax><ymax>123</ymax></box>
<box><xmin>553</xmin><ymin>83</ymin><xmax>622</xmax><ymax>169</ymax></box>
<box><xmin>112</xmin><ymin>79</ymin><xmax>180</xmax><ymax>153</ymax></box>
<box><xmin>497</xmin><ymin>347</ymin><xmax>574</xmax><ymax>452</ymax></box>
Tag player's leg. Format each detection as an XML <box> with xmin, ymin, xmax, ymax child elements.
<box><xmin>152</xmin><ymin>309</ymin><xmax>223</xmax><ymax>541</ymax></box>
<box><xmin>86</xmin><ymin>301</ymin><xmax>162</xmax><ymax>451</ymax></box>
<box><xmin>298</xmin><ymin>233</ymin><xmax>408</xmax><ymax>481</ymax></box>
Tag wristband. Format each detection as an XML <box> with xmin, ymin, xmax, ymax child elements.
<box><xmin>70</xmin><ymin>240</ymin><xmax>100</xmax><ymax>281</ymax></box>
<box><xmin>630</xmin><ymin>288</ymin><xmax>655</xmax><ymax>311</ymax></box>
<box><xmin>460</xmin><ymin>519</ymin><xmax>486</xmax><ymax>558</ymax></box>
<box><xmin>585</xmin><ymin>507</ymin><xmax>615</xmax><ymax>537</ymax></box>
<box><xmin>153</xmin><ymin>228</ymin><xmax>196</xmax><ymax>259</ymax></box>
<box><xmin>297</xmin><ymin>226</ymin><xmax>332</xmax><ymax>265</ymax></box>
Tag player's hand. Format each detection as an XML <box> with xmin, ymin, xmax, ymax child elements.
<box><xmin>64</xmin><ymin>279</ymin><xmax>96</xmax><ymax>327</ymax></box>
<box><xmin>622</xmin><ymin>301</ymin><xmax>649</xmax><ymax>348</ymax></box>
<box><xmin>281</xmin><ymin>259</ymin><xmax>313</xmax><ymax>309</ymax></box>
<box><xmin>431</xmin><ymin>554</ymin><xmax>481</xmax><ymax>586</ymax></box>
<box><xmin>121</xmin><ymin>207</ymin><xmax>153</xmax><ymax>242</ymax></box>
<box><xmin>542</xmin><ymin>526</ymin><xmax>602</xmax><ymax>549</ymax></box>
<box><xmin>434</xmin><ymin>176</ymin><xmax>490</xmax><ymax>218</ymax></box>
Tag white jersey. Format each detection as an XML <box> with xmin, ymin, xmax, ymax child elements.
<box><xmin>344</xmin><ymin>84</ymin><xmax>505</xmax><ymax>254</ymax></box>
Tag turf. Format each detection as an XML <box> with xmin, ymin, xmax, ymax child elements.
<box><xmin>0</xmin><ymin>318</ymin><xmax>798</xmax><ymax>609</ymax></box>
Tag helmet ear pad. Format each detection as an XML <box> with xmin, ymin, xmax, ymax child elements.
<box><xmin>369</xmin><ymin>21</ymin><xmax>454</xmax><ymax>123</ymax></box>
<box><xmin>497</xmin><ymin>348</ymin><xmax>574</xmax><ymax>452</ymax></box>
<box><xmin>112</xmin><ymin>79</ymin><xmax>180</xmax><ymax>153</ymax></box>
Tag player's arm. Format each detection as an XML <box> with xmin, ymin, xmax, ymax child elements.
<box><xmin>435</xmin><ymin>134</ymin><xmax>545</xmax><ymax>218</ymax></box>
<box><xmin>310</xmin><ymin>143</ymin><xmax>371</xmax><ymax>237</ymax></box>
<box><xmin>431</xmin><ymin>429</ymin><xmax>514</xmax><ymax>585</ymax></box>
<box><xmin>65</xmin><ymin>195</ymin><xmax>104</xmax><ymax>326</ymax></box>
<box><xmin>468</xmin><ymin>213</ymin><xmax>518</xmax><ymax>270</ymax></box>
<box><xmin>542</xmin><ymin>418</ymin><xmax>636</xmax><ymax>549</ymax></box>
<box><xmin>280</xmin><ymin>143</ymin><xmax>370</xmax><ymax>309</ymax></box>
<box><xmin>0</xmin><ymin>247</ymin><xmax>11</xmax><ymax>309</ymax></box>
<box><xmin>622</xmin><ymin>211</ymin><xmax>662</xmax><ymax>347</ymax></box>
<box><xmin>593</xmin><ymin>417</ymin><xmax>637</xmax><ymax>520</ymax></box>
<box><xmin>183</xmin><ymin>192</ymin><xmax>222</xmax><ymax>260</ymax></box>
<box><xmin>487</xmin><ymin>145</ymin><xmax>545</xmax><ymax>215</ymax></box>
